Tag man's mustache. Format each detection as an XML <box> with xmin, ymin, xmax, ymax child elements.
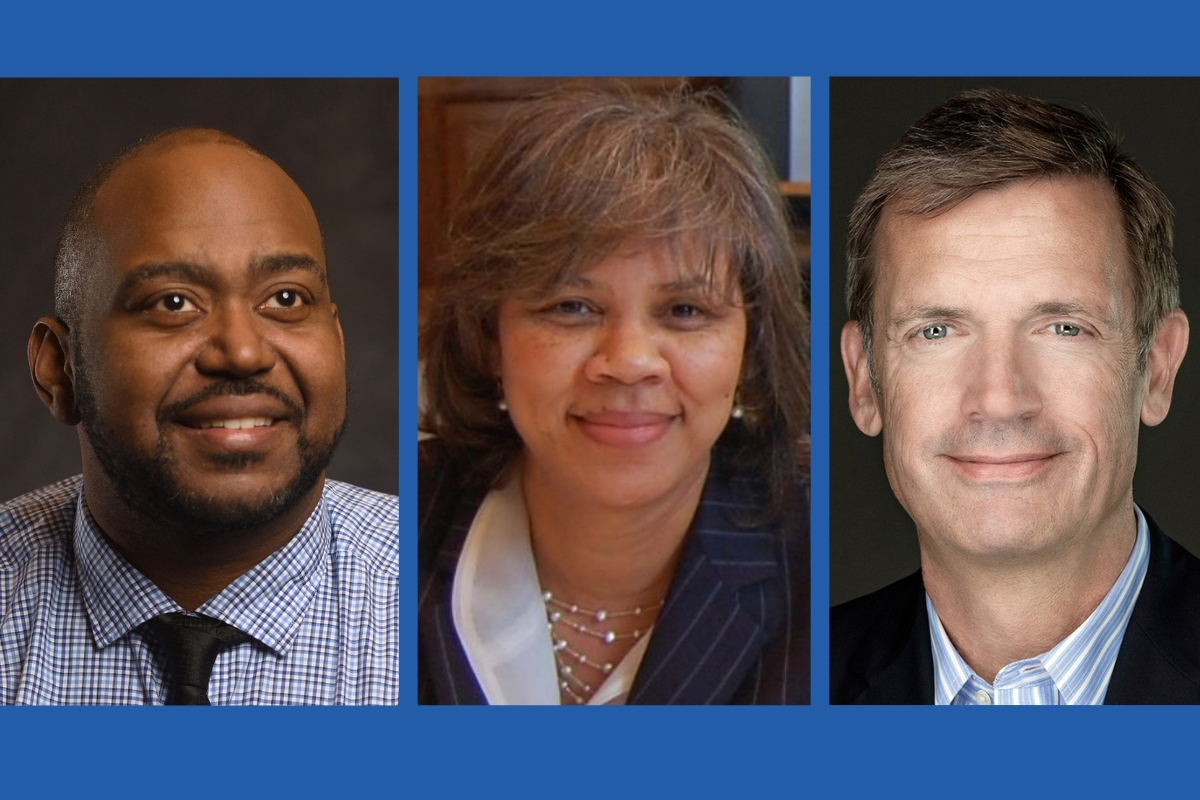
<box><xmin>156</xmin><ymin>380</ymin><xmax>305</xmax><ymax>425</ymax></box>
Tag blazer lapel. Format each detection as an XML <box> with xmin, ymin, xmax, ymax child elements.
<box><xmin>418</xmin><ymin>492</ymin><xmax>489</xmax><ymax>705</ymax></box>
<box><xmin>856</xmin><ymin>597</ymin><xmax>934</xmax><ymax>705</ymax></box>
<box><xmin>628</xmin><ymin>474</ymin><xmax>781</xmax><ymax>705</ymax></box>
<box><xmin>1106</xmin><ymin>517</ymin><xmax>1200</xmax><ymax>704</ymax></box>
<box><xmin>836</xmin><ymin>571</ymin><xmax>935</xmax><ymax>705</ymax></box>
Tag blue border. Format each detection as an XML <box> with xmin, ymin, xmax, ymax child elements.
<box><xmin>809</xmin><ymin>75</ymin><xmax>831</xmax><ymax>708</ymax></box>
<box><xmin>5</xmin><ymin>1</ymin><xmax>1200</xmax><ymax>797</ymax></box>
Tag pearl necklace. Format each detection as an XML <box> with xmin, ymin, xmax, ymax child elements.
<box><xmin>542</xmin><ymin>590</ymin><xmax>665</xmax><ymax>704</ymax></box>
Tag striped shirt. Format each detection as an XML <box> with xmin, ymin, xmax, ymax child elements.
<box><xmin>929</xmin><ymin>507</ymin><xmax>1149</xmax><ymax>705</ymax></box>
<box><xmin>0</xmin><ymin>476</ymin><xmax>398</xmax><ymax>705</ymax></box>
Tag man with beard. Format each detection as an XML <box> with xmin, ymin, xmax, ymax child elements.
<box><xmin>832</xmin><ymin>89</ymin><xmax>1200</xmax><ymax>704</ymax></box>
<box><xmin>1</xmin><ymin>128</ymin><xmax>397</xmax><ymax>704</ymax></box>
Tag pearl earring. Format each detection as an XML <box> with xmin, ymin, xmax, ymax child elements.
<box><xmin>731</xmin><ymin>405</ymin><xmax>744</xmax><ymax>419</ymax></box>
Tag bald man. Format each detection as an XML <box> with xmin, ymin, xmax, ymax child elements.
<box><xmin>2</xmin><ymin>129</ymin><xmax>398</xmax><ymax>705</ymax></box>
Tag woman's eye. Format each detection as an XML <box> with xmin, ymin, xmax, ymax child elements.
<box><xmin>542</xmin><ymin>299</ymin><xmax>596</xmax><ymax>317</ymax></box>
<box><xmin>670</xmin><ymin>303</ymin><xmax>704</xmax><ymax>319</ymax></box>
<box><xmin>154</xmin><ymin>294</ymin><xmax>196</xmax><ymax>313</ymax></box>
<box><xmin>1052</xmin><ymin>322</ymin><xmax>1082</xmax><ymax>337</ymax></box>
<box><xmin>920</xmin><ymin>324</ymin><xmax>949</xmax><ymax>340</ymax></box>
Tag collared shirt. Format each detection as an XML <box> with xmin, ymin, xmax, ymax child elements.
<box><xmin>928</xmin><ymin>506</ymin><xmax>1149</xmax><ymax>706</ymax></box>
<box><xmin>0</xmin><ymin>475</ymin><xmax>398</xmax><ymax>705</ymax></box>
<box><xmin>451</xmin><ymin>474</ymin><xmax>649</xmax><ymax>705</ymax></box>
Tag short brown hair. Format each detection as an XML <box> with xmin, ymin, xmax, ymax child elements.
<box><xmin>420</xmin><ymin>87</ymin><xmax>809</xmax><ymax>519</ymax></box>
<box><xmin>846</xmin><ymin>87</ymin><xmax>1178</xmax><ymax>375</ymax></box>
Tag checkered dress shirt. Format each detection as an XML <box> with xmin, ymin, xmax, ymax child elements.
<box><xmin>0</xmin><ymin>476</ymin><xmax>397</xmax><ymax>705</ymax></box>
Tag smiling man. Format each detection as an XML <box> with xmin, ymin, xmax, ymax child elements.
<box><xmin>831</xmin><ymin>89</ymin><xmax>1200</xmax><ymax>704</ymax></box>
<box><xmin>1</xmin><ymin>128</ymin><xmax>397</xmax><ymax>705</ymax></box>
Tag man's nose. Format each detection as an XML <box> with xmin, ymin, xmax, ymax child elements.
<box><xmin>582</xmin><ymin>318</ymin><xmax>669</xmax><ymax>385</ymax></box>
<box><xmin>195</xmin><ymin>303</ymin><xmax>277</xmax><ymax>378</ymax></box>
<box><xmin>960</xmin><ymin>334</ymin><xmax>1042</xmax><ymax>421</ymax></box>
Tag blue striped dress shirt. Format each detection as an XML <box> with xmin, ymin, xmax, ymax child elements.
<box><xmin>0</xmin><ymin>476</ymin><xmax>398</xmax><ymax>705</ymax></box>
<box><xmin>928</xmin><ymin>507</ymin><xmax>1149</xmax><ymax>705</ymax></box>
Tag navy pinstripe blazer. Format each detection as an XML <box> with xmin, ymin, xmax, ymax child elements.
<box><xmin>830</xmin><ymin>514</ymin><xmax>1200</xmax><ymax>704</ymax></box>
<box><xmin>418</xmin><ymin>440</ymin><xmax>809</xmax><ymax>704</ymax></box>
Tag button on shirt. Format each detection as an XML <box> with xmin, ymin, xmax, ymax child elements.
<box><xmin>0</xmin><ymin>476</ymin><xmax>398</xmax><ymax>705</ymax></box>
<box><xmin>929</xmin><ymin>507</ymin><xmax>1150</xmax><ymax>706</ymax></box>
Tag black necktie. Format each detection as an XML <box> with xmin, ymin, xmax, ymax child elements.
<box><xmin>144</xmin><ymin>613</ymin><xmax>252</xmax><ymax>705</ymax></box>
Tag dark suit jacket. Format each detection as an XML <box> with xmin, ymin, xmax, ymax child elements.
<box><xmin>418</xmin><ymin>440</ymin><xmax>809</xmax><ymax>704</ymax></box>
<box><xmin>830</xmin><ymin>515</ymin><xmax>1200</xmax><ymax>704</ymax></box>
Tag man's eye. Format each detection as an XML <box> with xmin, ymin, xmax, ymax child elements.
<box><xmin>1052</xmin><ymin>323</ymin><xmax>1082</xmax><ymax>337</ymax></box>
<box><xmin>920</xmin><ymin>325</ymin><xmax>949</xmax><ymax>340</ymax></box>
<box><xmin>154</xmin><ymin>294</ymin><xmax>196</xmax><ymax>313</ymax></box>
<box><xmin>263</xmin><ymin>290</ymin><xmax>304</xmax><ymax>309</ymax></box>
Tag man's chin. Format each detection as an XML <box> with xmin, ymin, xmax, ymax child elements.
<box><xmin>922</xmin><ymin>510</ymin><xmax>1067</xmax><ymax>563</ymax></box>
<box><xmin>84</xmin><ymin>426</ymin><xmax>342</xmax><ymax>535</ymax></box>
<box><xmin>147</xmin><ymin>477</ymin><xmax>324</xmax><ymax>534</ymax></box>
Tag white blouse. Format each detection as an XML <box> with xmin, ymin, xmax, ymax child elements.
<box><xmin>451</xmin><ymin>475</ymin><xmax>651</xmax><ymax>705</ymax></box>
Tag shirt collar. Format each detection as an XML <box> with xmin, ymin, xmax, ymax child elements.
<box><xmin>76</xmin><ymin>482</ymin><xmax>332</xmax><ymax>655</ymax></box>
<box><xmin>75</xmin><ymin>491</ymin><xmax>179</xmax><ymax>649</ymax></box>
<box><xmin>451</xmin><ymin>475</ymin><xmax>646</xmax><ymax>705</ymax></box>
<box><xmin>928</xmin><ymin>506</ymin><xmax>1150</xmax><ymax>705</ymax></box>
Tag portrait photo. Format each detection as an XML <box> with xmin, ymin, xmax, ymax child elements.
<box><xmin>417</xmin><ymin>77</ymin><xmax>812</xmax><ymax>704</ymax></box>
<box><xmin>830</xmin><ymin>77</ymin><xmax>1200</xmax><ymax>704</ymax></box>
<box><xmin>0</xmin><ymin>79</ymin><xmax>398</xmax><ymax>704</ymax></box>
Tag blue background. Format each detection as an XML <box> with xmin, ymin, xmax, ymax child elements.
<box><xmin>3</xmin><ymin>0</ymin><xmax>1195</xmax><ymax>796</ymax></box>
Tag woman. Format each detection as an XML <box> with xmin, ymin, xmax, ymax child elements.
<box><xmin>419</xmin><ymin>88</ymin><xmax>809</xmax><ymax>704</ymax></box>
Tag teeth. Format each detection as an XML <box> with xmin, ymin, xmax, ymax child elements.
<box><xmin>197</xmin><ymin>417</ymin><xmax>273</xmax><ymax>430</ymax></box>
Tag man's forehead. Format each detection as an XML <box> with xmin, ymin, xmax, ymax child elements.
<box><xmin>881</xmin><ymin>177</ymin><xmax>1122</xmax><ymax>237</ymax></box>
<box><xmin>95</xmin><ymin>138</ymin><xmax>297</xmax><ymax>213</ymax></box>
<box><xmin>88</xmin><ymin>137</ymin><xmax>324</xmax><ymax>271</ymax></box>
<box><xmin>873</xmin><ymin>179</ymin><xmax>1132</xmax><ymax>310</ymax></box>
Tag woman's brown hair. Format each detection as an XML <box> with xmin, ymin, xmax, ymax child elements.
<box><xmin>421</xmin><ymin>87</ymin><xmax>809</xmax><ymax>520</ymax></box>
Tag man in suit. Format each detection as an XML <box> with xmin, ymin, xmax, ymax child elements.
<box><xmin>832</xmin><ymin>88</ymin><xmax>1200</xmax><ymax>704</ymax></box>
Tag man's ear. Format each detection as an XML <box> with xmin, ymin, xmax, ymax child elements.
<box><xmin>28</xmin><ymin>317</ymin><xmax>80</xmax><ymax>426</ymax></box>
<box><xmin>330</xmin><ymin>302</ymin><xmax>346</xmax><ymax>360</ymax></box>
<box><xmin>1141</xmin><ymin>308</ymin><xmax>1189</xmax><ymax>426</ymax></box>
<box><xmin>841</xmin><ymin>320</ymin><xmax>883</xmax><ymax>437</ymax></box>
